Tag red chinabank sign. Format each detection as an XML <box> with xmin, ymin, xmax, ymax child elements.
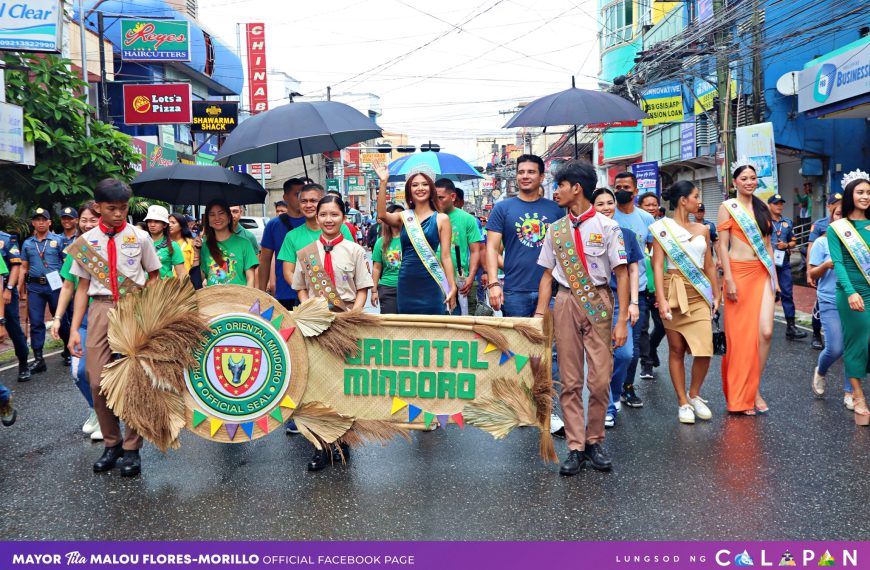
<box><xmin>123</xmin><ymin>83</ymin><xmax>192</xmax><ymax>125</ymax></box>
<box><xmin>246</xmin><ymin>23</ymin><xmax>268</xmax><ymax>114</ymax></box>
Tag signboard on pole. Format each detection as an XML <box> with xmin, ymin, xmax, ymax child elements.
<box><xmin>631</xmin><ymin>161</ymin><xmax>660</xmax><ymax>197</ymax></box>
<box><xmin>245</xmin><ymin>23</ymin><xmax>269</xmax><ymax>114</ymax></box>
<box><xmin>798</xmin><ymin>37</ymin><xmax>870</xmax><ymax>114</ymax></box>
<box><xmin>680</xmin><ymin>122</ymin><xmax>696</xmax><ymax>161</ymax></box>
<box><xmin>326</xmin><ymin>178</ymin><xmax>340</xmax><ymax>193</ymax></box>
<box><xmin>123</xmin><ymin>83</ymin><xmax>193</xmax><ymax>125</ymax></box>
<box><xmin>641</xmin><ymin>83</ymin><xmax>683</xmax><ymax>126</ymax></box>
<box><xmin>233</xmin><ymin>163</ymin><xmax>272</xmax><ymax>180</ymax></box>
<box><xmin>735</xmin><ymin>122</ymin><xmax>778</xmax><ymax>200</ymax></box>
<box><xmin>360</xmin><ymin>153</ymin><xmax>387</xmax><ymax>165</ymax></box>
<box><xmin>121</xmin><ymin>19</ymin><xmax>190</xmax><ymax>61</ymax></box>
<box><xmin>0</xmin><ymin>0</ymin><xmax>62</xmax><ymax>53</ymax></box>
<box><xmin>191</xmin><ymin>101</ymin><xmax>238</xmax><ymax>134</ymax></box>
<box><xmin>0</xmin><ymin>102</ymin><xmax>25</xmax><ymax>164</ymax></box>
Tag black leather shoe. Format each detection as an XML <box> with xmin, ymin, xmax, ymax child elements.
<box><xmin>28</xmin><ymin>350</ymin><xmax>46</xmax><ymax>374</ymax></box>
<box><xmin>559</xmin><ymin>450</ymin><xmax>585</xmax><ymax>476</ymax></box>
<box><xmin>307</xmin><ymin>449</ymin><xmax>329</xmax><ymax>472</ymax></box>
<box><xmin>332</xmin><ymin>443</ymin><xmax>350</xmax><ymax>464</ymax></box>
<box><xmin>811</xmin><ymin>335</ymin><xmax>824</xmax><ymax>350</ymax></box>
<box><xmin>93</xmin><ymin>445</ymin><xmax>123</xmax><ymax>473</ymax></box>
<box><xmin>583</xmin><ymin>443</ymin><xmax>613</xmax><ymax>471</ymax></box>
<box><xmin>62</xmin><ymin>355</ymin><xmax>72</xmax><ymax>367</ymax></box>
<box><xmin>119</xmin><ymin>450</ymin><xmax>141</xmax><ymax>477</ymax></box>
<box><xmin>17</xmin><ymin>362</ymin><xmax>31</xmax><ymax>382</ymax></box>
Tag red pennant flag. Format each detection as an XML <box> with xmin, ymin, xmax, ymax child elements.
<box><xmin>255</xmin><ymin>416</ymin><xmax>270</xmax><ymax>435</ymax></box>
<box><xmin>451</xmin><ymin>412</ymin><xmax>465</xmax><ymax>429</ymax></box>
<box><xmin>280</xmin><ymin>327</ymin><xmax>296</xmax><ymax>341</ymax></box>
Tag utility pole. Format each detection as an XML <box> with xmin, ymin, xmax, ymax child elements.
<box><xmin>750</xmin><ymin>0</ymin><xmax>763</xmax><ymax>124</ymax></box>
<box><xmin>714</xmin><ymin>0</ymin><xmax>735</xmax><ymax>193</ymax></box>
<box><xmin>97</xmin><ymin>11</ymin><xmax>108</xmax><ymax>122</ymax></box>
<box><xmin>78</xmin><ymin>0</ymin><xmax>90</xmax><ymax>136</ymax></box>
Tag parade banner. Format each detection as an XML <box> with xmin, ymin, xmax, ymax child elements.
<box><xmin>641</xmin><ymin>83</ymin><xmax>683</xmax><ymax>126</ymax></box>
<box><xmin>102</xmin><ymin>282</ymin><xmax>556</xmax><ymax>461</ymax></box>
<box><xmin>735</xmin><ymin>122</ymin><xmax>778</xmax><ymax>199</ymax></box>
<box><xmin>0</xmin><ymin>0</ymin><xmax>62</xmax><ymax>53</ymax></box>
<box><xmin>123</xmin><ymin>83</ymin><xmax>193</xmax><ymax>125</ymax></box>
<box><xmin>191</xmin><ymin>101</ymin><xmax>239</xmax><ymax>134</ymax></box>
<box><xmin>120</xmin><ymin>19</ymin><xmax>190</xmax><ymax>61</ymax></box>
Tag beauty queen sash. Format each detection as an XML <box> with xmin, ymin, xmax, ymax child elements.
<box><xmin>829</xmin><ymin>218</ymin><xmax>870</xmax><ymax>287</ymax></box>
<box><xmin>401</xmin><ymin>210</ymin><xmax>450</xmax><ymax>298</ymax></box>
<box><xmin>651</xmin><ymin>219</ymin><xmax>713</xmax><ymax>307</ymax></box>
<box><xmin>723</xmin><ymin>198</ymin><xmax>776</xmax><ymax>291</ymax></box>
<box><xmin>297</xmin><ymin>242</ymin><xmax>346</xmax><ymax>311</ymax></box>
<box><xmin>549</xmin><ymin>217</ymin><xmax>613</xmax><ymax>345</ymax></box>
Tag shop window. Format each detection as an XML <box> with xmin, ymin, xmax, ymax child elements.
<box><xmin>601</xmin><ymin>0</ymin><xmax>634</xmax><ymax>49</ymax></box>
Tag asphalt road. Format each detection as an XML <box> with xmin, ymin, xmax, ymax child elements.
<box><xmin>1</xmin><ymin>321</ymin><xmax>868</xmax><ymax>541</ymax></box>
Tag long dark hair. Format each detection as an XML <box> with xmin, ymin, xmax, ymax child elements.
<box><xmin>842</xmin><ymin>178</ymin><xmax>870</xmax><ymax>220</ymax></box>
<box><xmin>148</xmin><ymin>218</ymin><xmax>175</xmax><ymax>256</ymax></box>
<box><xmin>404</xmin><ymin>173</ymin><xmax>439</xmax><ymax>212</ymax></box>
<box><xmin>733</xmin><ymin>165</ymin><xmax>772</xmax><ymax>237</ymax></box>
<box><xmin>203</xmin><ymin>199</ymin><xmax>234</xmax><ymax>266</ymax></box>
<box><xmin>382</xmin><ymin>204</ymin><xmax>404</xmax><ymax>257</ymax></box>
<box><xmin>661</xmin><ymin>180</ymin><xmax>697</xmax><ymax>211</ymax></box>
<box><xmin>169</xmin><ymin>212</ymin><xmax>194</xmax><ymax>242</ymax></box>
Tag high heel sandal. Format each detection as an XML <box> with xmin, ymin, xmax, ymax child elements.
<box><xmin>853</xmin><ymin>397</ymin><xmax>870</xmax><ymax>426</ymax></box>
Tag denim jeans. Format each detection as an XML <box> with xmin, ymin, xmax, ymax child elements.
<box><xmin>73</xmin><ymin>313</ymin><xmax>93</xmax><ymax>408</ymax></box>
<box><xmin>640</xmin><ymin>290</ymin><xmax>665</xmax><ymax>367</ymax></box>
<box><xmin>0</xmin><ymin>381</ymin><xmax>9</xmax><ymax>404</ymax></box>
<box><xmin>624</xmin><ymin>293</ymin><xmax>648</xmax><ymax>388</ymax></box>
<box><xmin>817</xmin><ymin>299</ymin><xmax>850</xmax><ymax>393</ymax></box>
<box><xmin>501</xmin><ymin>290</ymin><xmax>539</xmax><ymax>318</ymax></box>
<box><xmin>608</xmin><ymin>297</ymin><xmax>634</xmax><ymax>416</ymax></box>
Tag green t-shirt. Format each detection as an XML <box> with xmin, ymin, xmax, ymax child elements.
<box><xmin>436</xmin><ymin>208</ymin><xmax>483</xmax><ymax>277</ymax></box>
<box><xmin>234</xmin><ymin>225</ymin><xmax>261</xmax><ymax>254</ymax></box>
<box><xmin>276</xmin><ymin>223</ymin><xmax>353</xmax><ymax>264</ymax></box>
<box><xmin>371</xmin><ymin>236</ymin><xmax>402</xmax><ymax>288</ymax></box>
<box><xmin>60</xmin><ymin>254</ymin><xmax>77</xmax><ymax>287</ymax></box>
<box><xmin>644</xmin><ymin>253</ymin><xmax>655</xmax><ymax>293</ymax></box>
<box><xmin>200</xmin><ymin>233</ymin><xmax>259</xmax><ymax>286</ymax></box>
<box><xmin>0</xmin><ymin>253</ymin><xmax>7</xmax><ymax>276</ymax></box>
<box><xmin>155</xmin><ymin>238</ymin><xmax>185</xmax><ymax>279</ymax></box>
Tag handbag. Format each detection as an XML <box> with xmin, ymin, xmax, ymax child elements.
<box><xmin>712</xmin><ymin>311</ymin><xmax>727</xmax><ymax>356</ymax></box>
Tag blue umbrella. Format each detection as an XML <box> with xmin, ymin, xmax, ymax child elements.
<box><xmin>387</xmin><ymin>151</ymin><xmax>483</xmax><ymax>182</ymax></box>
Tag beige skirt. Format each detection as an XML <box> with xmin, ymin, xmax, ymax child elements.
<box><xmin>662</xmin><ymin>272</ymin><xmax>713</xmax><ymax>357</ymax></box>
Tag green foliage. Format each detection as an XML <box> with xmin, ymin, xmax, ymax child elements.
<box><xmin>0</xmin><ymin>53</ymin><xmax>142</xmax><ymax>211</ymax></box>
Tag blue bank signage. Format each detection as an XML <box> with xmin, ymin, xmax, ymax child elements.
<box><xmin>799</xmin><ymin>39</ymin><xmax>870</xmax><ymax>113</ymax></box>
<box><xmin>0</xmin><ymin>0</ymin><xmax>62</xmax><ymax>52</ymax></box>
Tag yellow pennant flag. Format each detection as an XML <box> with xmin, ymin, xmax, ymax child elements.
<box><xmin>209</xmin><ymin>418</ymin><xmax>224</xmax><ymax>437</ymax></box>
<box><xmin>391</xmin><ymin>397</ymin><xmax>408</xmax><ymax>415</ymax></box>
<box><xmin>279</xmin><ymin>396</ymin><xmax>297</xmax><ymax>409</ymax></box>
<box><xmin>483</xmin><ymin>343</ymin><xmax>498</xmax><ymax>354</ymax></box>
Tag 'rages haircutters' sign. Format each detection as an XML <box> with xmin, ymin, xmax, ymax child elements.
<box><xmin>120</xmin><ymin>19</ymin><xmax>190</xmax><ymax>61</ymax></box>
<box><xmin>246</xmin><ymin>23</ymin><xmax>268</xmax><ymax>114</ymax></box>
<box><xmin>191</xmin><ymin>101</ymin><xmax>238</xmax><ymax>134</ymax></box>
<box><xmin>123</xmin><ymin>83</ymin><xmax>193</xmax><ymax>125</ymax></box>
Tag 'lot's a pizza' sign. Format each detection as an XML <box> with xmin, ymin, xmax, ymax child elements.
<box><xmin>123</xmin><ymin>83</ymin><xmax>193</xmax><ymax>125</ymax></box>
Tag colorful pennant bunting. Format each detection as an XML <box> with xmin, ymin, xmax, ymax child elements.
<box><xmin>271</xmin><ymin>314</ymin><xmax>284</xmax><ymax>329</ymax></box>
<box><xmin>240</xmin><ymin>422</ymin><xmax>254</xmax><ymax>440</ymax></box>
<box><xmin>249</xmin><ymin>299</ymin><xmax>261</xmax><ymax>315</ymax></box>
<box><xmin>408</xmin><ymin>405</ymin><xmax>422</xmax><ymax>422</ymax></box>
<box><xmin>280</xmin><ymin>396</ymin><xmax>297</xmax><ymax>409</ymax></box>
<box><xmin>514</xmin><ymin>354</ymin><xmax>530</xmax><ymax>373</ymax></box>
<box><xmin>225</xmin><ymin>423</ymin><xmax>239</xmax><ymax>441</ymax></box>
<box><xmin>391</xmin><ymin>397</ymin><xmax>408</xmax><ymax>415</ymax></box>
<box><xmin>260</xmin><ymin>306</ymin><xmax>274</xmax><ymax>320</ymax></box>
<box><xmin>255</xmin><ymin>416</ymin><xmax>270</xmax><ymax>435</ymax></box>
<box><xmin>483</xmin><ymin>342</ymin><xmax>498</xmax><ymax>354</ymax></box>
<box><xmin>280</xmin><ymin>327</ymin><xmax>296</xmax><ymax>341</ymax></box>
<box><xmin>424</xmin><ymin>412</ymin><xmax>435</xmax><ymax>429</ymax></box>
<box><xmin>437</xmin><ymin>414</ymin><xmax>449</xmax><ymax>429</ymax></box>
<box><xmin>499</xmin><ymin>351</ymin><xmax>515</xmax><ymax>365</ymax></box>
<box><xmin>269</xmin><ymin>407</ymin><xmax>284</xmax><ymax>423</ymax></box>
<box><xmin>209</xmin><ymin>418</ymin><xmax>223</xmax><ymax>437</ymax></box>
<box><xmin>192</xmin><ymin>409</ymin><xmax>208</xmax><ymax>428</ymax></box>
<box><xmin>451</xmin><ymin>412</ymin><xmax>465</xmax><ymax>429</ymax></box>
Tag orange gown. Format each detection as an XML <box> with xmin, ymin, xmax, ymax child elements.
<box><xmin>718</xmin><ymin>218</ymin><xmax>771</xmax><ymax>412</ymax></box>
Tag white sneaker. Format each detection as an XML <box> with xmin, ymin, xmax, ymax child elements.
<box><xmin>604</xmin><ymin>413</ymin><xmax>615</xmax><ymax>428</ymax></box>
<box><xmin>678</xmin><ymin>404</ymin><xmax>696</xmax><ymax>424</ymax></box>
<box><xmin>812</xmin><ymin>367</ymin><xmax>826</xmax><ymax>397</ymax></box>
<box><xmin>82</xmin><ymin>410</ymin><xmax>99</xmax><ymax>435</ymax></box>
<box><xmin>90</xmin><ymin>428</ymin><xmax>103</xmax><ymax>441</ymax></box>
<box><xmin>844</xmin><ymin>393</ymin><xmax>855</xmax><ymax>411</ymax></box>
<box><xmin>614</xmin><ymin>401</ymin><xmax>622</xmax><ymax>411</ymax></box>
<box><xmin>550</xmin><ymin>412</ymin><xmax>565</xmax><ymax>437</ymax></box>
<box><xmin>688</xmin><ymin>395</ymin><xmax>712</xmax><ymax>420</ymax></box>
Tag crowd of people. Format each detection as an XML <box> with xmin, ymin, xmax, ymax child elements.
<box><xmin>1</xmin><ymin>156</ymin><xmax>868</xmax><ymax>479</ymax></box>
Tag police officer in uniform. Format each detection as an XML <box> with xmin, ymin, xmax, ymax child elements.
<box><xmin>0</xmin><ymin>227</ymin><xmax>30</xmax><ymax>381</ymax></box>
<box><xmin>20</xmin><ymin>208</ymin><xmax>66</xmax><ymax>373</ymax></box>
<box><xmin>768</xmin><ymin>194</ymin><xmax>807</xmax><ymax>339</ymax></box>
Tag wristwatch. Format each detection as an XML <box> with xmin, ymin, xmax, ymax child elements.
<box><xmin>630</xmin><ymin>300</ymin><xmax>639</xmax><ymax>305</ymax></box>
<box><xmin>0</xmin><ymin>318</ymin><xmax>7</xmax><ymax>325</ymax></box>
<box><xmin>5</xmin><ymin>284</ymin><xmax>13</xmax><ymax>290</ymax></box>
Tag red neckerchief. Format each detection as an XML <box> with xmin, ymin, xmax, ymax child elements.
<box><xmin>319</xmin><ymin>234</ymin><xmax>344</xmax><ymax>286</ymax></box>
<box><xmin>98</xmin><ymin>218</ymin><xmax>128</xmax><ymax>303</ymax></box>
<box><xmin>569</xmin><ymin>206</ymin><xmax>597</xmax><ymax>274</ymax></box>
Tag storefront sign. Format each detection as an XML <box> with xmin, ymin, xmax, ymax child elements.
<box><xmin>0</xmin><ymin>0</ymin><xmax>62</xmax><ymax>52</ymax></box>
<box><xmin>360</xmin><ymin>152</ymin><xmax>387</xmax><ymax>165</ymax></box>
<box><xmin>0</xmin><ymin>102</ymin><xmax>25</xmax><ymax>164</ymax></box>
<box><xmin>246</xmin><ymin>23</ymin><xmax>268</xmax><ymax>114</ymax></box>
<box><xmin>233</xmin><ymin>163</ymin><xmax>271</xmax><ymax>180</ymax></box>
<box><xmin>698</xmin><ymin>0</ymin><xmax>713</xmax><ymax>23</ymax></box>
<box><xmin>326</xmin><ymin>178</ymin><xmax>340</xmax><ymax>192</ymax></box>
<box><xmin>191</xmin><ymin>101</ymin><xmax>238</xmax><ymax>134</ymax></box>
<box><xmin>123</xmin><ymin>83</ymin><xmax>192</xmax><ymax>125</ymax></box>
<box><xmin>130</xmin><ymin>137</ymin><xmax>178</xmax><ymax>171</ymax></box>
<box><xmin>641</xmin><ymin>83</ymin><xmax>683</xmax><ymax>126</ymax></box>
<box><xmin>631</xmin><ymin>161</ymin><xmax>660</xmax><ymax>196</ymax></box>
<box><xmin>799</xmin><ymin>37</ymin><xmax>870</xmax><ymax>113</ymax></box>
<box><xmin>680</xmin><ymin>122</ymin><xmax>696</xmax><ymax>161</ymax></box>
<box><xmin>120</xmin><ymin>19</ymin><xmax>190</xmax><ymax>61</ymax></box>
<box><xmin>735</xmin><ymin>122</ymin><xmax>778</xmax><ymax>200</ymax></box>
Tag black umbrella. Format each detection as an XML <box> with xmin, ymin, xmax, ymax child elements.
<box><xmin>215</xmin><ymin>101</ymin><xmax>383</xmax><ymax>177</ymax></box>
<box><xmin>130</xmin><ymin>164</ymin><xmax>266</xmax><ymax>207</ymax></box>
<box><xmin>503</xmin><ymin>77</ymin><xmax>648</xmax><ymax>158</ymax></box>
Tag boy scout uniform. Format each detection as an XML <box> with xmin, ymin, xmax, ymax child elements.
<box><xmin>21</xmin><ymin>209</ymin><xmax>64</xmax><ymax>356</ymax></box>
<box><xmin>537</xmin><ymin>208</ymin><xmax>626</xmax><ymax>452</ymax></box>
<box><xmin>292</xmin><ymin>240</ymin><xmax>373</xmax><ymax>307</ymax></box>
<box><xmin>69</xmin><ymin>224</ymin><xmax>162</xmax><ymax>451</ymax></box>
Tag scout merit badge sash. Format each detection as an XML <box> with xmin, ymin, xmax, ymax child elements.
<box><xmin>68</xmin><ymin>236</ymin><xmax>140</xmax><ymax>297</ymax></box>
<box><xmin>650</xmin><ymin>219</ymin><xmax>714</xmax><ymax>307</ymax></box>
<box><xmin>723</xmin><ymin>198</ymin><xmax>777</xmax><ymax>291</ymax></box>
<box><xmin>549</xmin><ymin>216</ymin><xmax>613</xmax><ymax>346</ymax></box>
<box><xmin>401</xmin><ymin>210</ymin><xmax>450</xmax><ymax>298</ymax></box>
<box><xmin>829</xmin><ymin>218</ymin><xmax>870</xmax><ymax>287</ymax></box>
<box><xmin>297</xmin><ymin>241</ymin><xmax>347</xmax><ymax>311</ymax></box>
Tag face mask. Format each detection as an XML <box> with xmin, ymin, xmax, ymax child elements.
<box><xmin>615</xmin><ymin>190</ymin><xmax>634</xmax><ymax>205</ymax></box>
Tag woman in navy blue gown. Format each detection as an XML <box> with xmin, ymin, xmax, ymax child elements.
<box><xmin>375</xmin><ymin>163</ymin><xmax>457</xmax><ymax>315</ymax></box>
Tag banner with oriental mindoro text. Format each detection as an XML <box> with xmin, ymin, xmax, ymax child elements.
<box><xmin>102</xmin><ymin>283</ymin><xmax>558</xmax><ymax>462</ymax></box>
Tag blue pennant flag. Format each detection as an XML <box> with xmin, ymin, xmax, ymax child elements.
<box><xmin>408</xmin><ymin>405</ymin><xmax>422</xmax><ymax>422</ymax></box>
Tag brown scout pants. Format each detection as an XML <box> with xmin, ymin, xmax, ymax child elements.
<box><xmin>553</xmin><ymin>287</ymin><xmax>614</xmax><ymax>452</ymax></box>
<box><xmin>86</xmin><ymin>298</ymin><xmax>142</xmax><ymax>451</ymax></box>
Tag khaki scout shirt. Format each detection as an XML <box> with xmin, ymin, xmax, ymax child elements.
<box><xmin>69</xmin><ymin>225</ymin><xmax>162</xmax><ymax>296</ymax></box>
<box><xmin>292</xmin><ymin>239</ymin><xmax>374</xmax><ymax>304</ymax></box>
<box><xmin>537</xmin><ymin>210</ymin><xmax>626</xmax><ymax>287</ymax></box>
